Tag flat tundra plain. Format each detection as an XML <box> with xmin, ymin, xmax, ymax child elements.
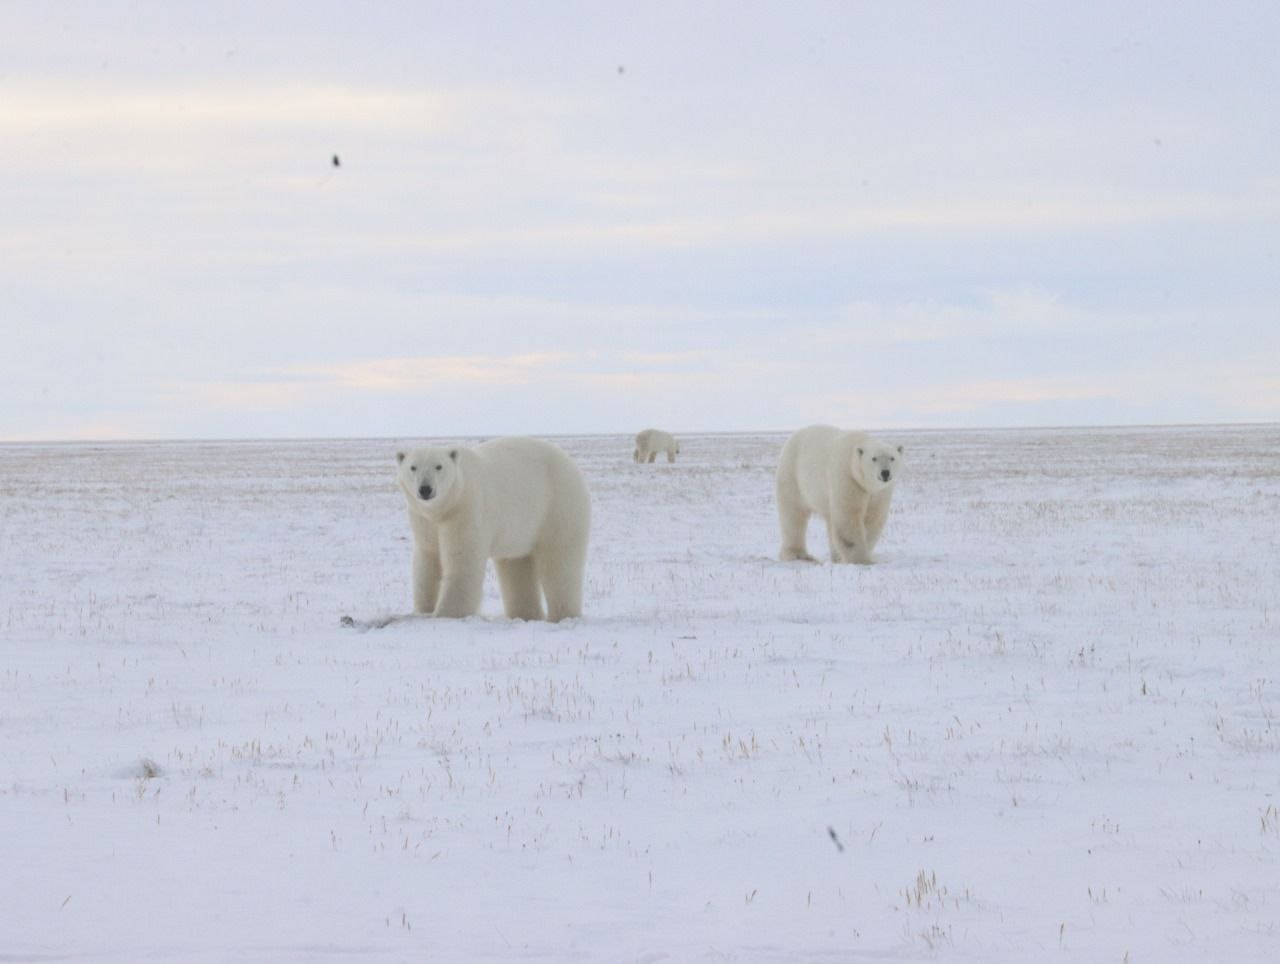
<box><xmin>2</xmin><ymin>425</ymin><xmax>1279</xmax><ymax>961</ymax></box>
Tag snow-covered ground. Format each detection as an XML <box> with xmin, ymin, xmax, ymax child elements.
<box><xmin>3</xmin><ymin>425</ymin><xmax>1279</xmax><ymax>961</ymax></box>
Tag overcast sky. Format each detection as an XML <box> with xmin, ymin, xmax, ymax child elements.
<box><xmin>3</xmin><ymin>1</ymin><xmax>1278</xmax><ymax>440</ymax></box>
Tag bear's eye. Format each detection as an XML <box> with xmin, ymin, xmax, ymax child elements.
<box><xmin>435</xmin><ymin>464</ymin><xmax>443</xmax><ymax>471</ymax></box>
<box><xmin>409</xmin><ymin>465</ymin><xmax>416</xmax><ymax>472</ymax></box>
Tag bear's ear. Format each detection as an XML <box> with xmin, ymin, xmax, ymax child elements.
<box><xmin>897</xmin><ymin>445</ymin><xmax>904</xmax><ymax>455</ymax></box>
<box><xmin>396</xmin><ymin>451</ymin><xmax>406</xmax><ymax>465</ymax></box>
<box><xmin>449</xmin><ymin>449</ymin><xmax>457</xmax><ymax>461</ymax></box>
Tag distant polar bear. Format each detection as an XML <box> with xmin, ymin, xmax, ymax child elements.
<box><xmin>396</xmin><ymin>437</ymin><xmax>590</xmax><ymax>621</ymax></box>
<box><xmin>775</xmin><ymin>425</ymin><xmax>904</xmax><ymax>565</ymax></box>
<box><xmin>634</xmin><ymin>428</ymin><xmax>679</xmax><ymax>464</ymax></box>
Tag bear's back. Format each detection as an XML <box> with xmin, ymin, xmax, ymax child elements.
<box><xmin>473</xmin><ymin>436</ymin><xmax>588</xmax><ymax>506</ymax></box>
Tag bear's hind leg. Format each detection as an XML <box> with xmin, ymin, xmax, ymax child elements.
<box><xmin>780</xmin><ymin>524</ymin><xmax>815</xmax><ymax>561</ymax></box>
<box><xmin>777</xmin><ymin>489</ymin><xmax>815</xmax><ymax>562</ymax></box>
<box><xmin>535</xmin><ymin>543</ymin><xmax>585</xmax><ymax>623</ymax></box>
<box><xmin>495</xmin><ymin>556</ymin><xmax>545</xmax><ymax>621</ymax></box>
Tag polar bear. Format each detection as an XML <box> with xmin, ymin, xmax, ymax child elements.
<box><xmin>775</xmin><ymin>425</ymin><xmax>904</xmax><ymax>565</ymax></box>
<box><xmin>396</xmin><ymin>437</ymin><xmax>590</xmax><ymax>621</ymax></box>
<box><xmin>634</xmin><ymin>428</ymin><xmax>679</xmax><ymax>464</ymax></box>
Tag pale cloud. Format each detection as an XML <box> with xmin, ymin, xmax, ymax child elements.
<box><xmin>1204</xmin><ymin>370</ymin><xmax>1280</xmax><ymax>414</ymax></box>
<box><xmin>157</xmin><ymin>379</ymin><xmax>315</xmax><ymax>413</ymax></box>
<box><xmin>0</xmin><ymin>78</ymin><xmax>581</xmax><ymax>192</ymax></box>
<box><xmin>606</xmin><ymin>194</ymin><xmax>1279</xmax><ymax>247</ymax></box>
<box><xmin>188</xmin><ymin>350</ymin><xmax>776</xmax><ymax>402</ymax></box>
<box><xmin>349</xmin><ymin>192</ymin><xmax>1280</xmax><ymax>257</ymax></box>
<box><xmin>6</xmin><ymin>74</ymin><xmax>1270</xmax><ymax>262</ymax></box>
<box><xmin>912</xmin><ymin>376</ymin><xmax>1119</xmax><ymax>414</ymax></box>
<box><xmin>155</xmin><ymin>351</ymin><xmax>794</xmax><ymax>423</ymax></box>
<box><xmin>808</xmin><ymin>288</ymin><xmax>1115</xmax><ymax>344</ymax></box>
<box><xmin>0</xmin><ymin>81</ymin><xmax>456</xmax><ymax>132</ymax></box>
<box><xmin>787</xmin><ymin>375</ymin><xmax>1123</xmax><ymax>431</ymax></box>
<box><xmin>795</xmin><ymin>360</ymin><xmax>1280</xmax><ymax>429</ymax></box>
<box><xmin>157</xmin><ymin>355</ymin><xmax>585</xmax><ymax>413</ymax></box>
<box><xmin>276</xmin><ymin>353</ymin><xmax>581</xmax><ymax>391</ymax></box>
<box><xmin>617</xmin><ymin>351</ymin><xmax>713</xmax><ymax>368</ymax></box>
<box><xmin>4</xmin><ymin>410</ymin><xmax>171</xmax><ymax>443</ymax></box>
<box><xmin>575</xmin><ymin>371</ymin><xmax>694</xmax><ymax>392</ymax></box>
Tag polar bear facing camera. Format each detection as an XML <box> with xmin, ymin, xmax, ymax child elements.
<box><xmin>396</xmin><ymin>437</ymin><xmax>590</xmax><ymax>621</ymax></box>
<box><xmin>775</xmin><ymin>425</ymin><xmax>904</xmax><ymax>565</ymax></box>
<box><xmin>634</xmin><ymin>428</ymin><xmax>679</xmax><ymax>464</ymax></box>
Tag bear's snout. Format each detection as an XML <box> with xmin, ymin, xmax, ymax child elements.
<box><xmin>418</xmin><ymin>484</ymin><xmax>434</xmax><ymax>500</ymax></box>
<box><xmin>880</xmin><ymin>469</ymin><xmax>891</xmax><ymax>482</ymax></box>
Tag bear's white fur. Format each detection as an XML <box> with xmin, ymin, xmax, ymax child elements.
<box><xmin>396</xmin><ymin>437</ymin><xmax>591</xmax><ymax>621</ymax></box>
<box><xmin>634</xmin><ymin>428</ymin><xmax>679</xmax><ymax>464</ymax></box>
<box><xmin>775</xmin><ymin>425</ymin><xmax>904</xmax><ymax>565</ymax></box>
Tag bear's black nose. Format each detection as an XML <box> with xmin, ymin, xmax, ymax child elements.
<box><xmin>418</xmin><ymin>484</ymin><xmax>434</xmax><ymax>500</ymax></box>
<box><xmin>880</xmin><ymin>469</ymin><xmax>891</xmax><ymax>482</ymax></box>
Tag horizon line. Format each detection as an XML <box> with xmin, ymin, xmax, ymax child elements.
<box><xmin>2</xmin><ymin>419</ymin><xmax>1278</xmax><ymax>447</ymax></box>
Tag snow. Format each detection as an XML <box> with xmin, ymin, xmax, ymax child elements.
<box><xmin>2</xmin><ymin>425</ymin><xmax>1279</xmax><ymax>961</ymax></box>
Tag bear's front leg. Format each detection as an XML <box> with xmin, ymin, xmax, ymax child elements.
<box><xmin>830</xmin><ymin>519</ymin><xmax>873</xmax><ymax>565</ymax></box>
<box><xmin>863</xmin><ymin>493</ymin><xmax>891</xmax><ymax>555</ymax></box>
<box><xmin>432</xmin><ymin>552</ymin><xmax>486</xmax><ymax>618</ymax></box>
<box><xmin>412</xmin><ymin>546</ymin><xmax>442</xmax><ymax>614</ymax></box>
<box><xmin>432</xmin><ymin>563</ymin><xmax>486</xmax><ymax>617</ymax></box>
<box><xmin>408</xmin><ymin>514</ymin><xmax>442</xmax><ymax>614</ymax></box>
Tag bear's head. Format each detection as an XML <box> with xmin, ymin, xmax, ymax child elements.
<box><xmin>853</xmin><ymin>441</ymin><xmax>904</xmax><ymax>493</ymax></box>
<box><xmin>396</xmin><ymin>446</ymin><xmax>460</xmax><ymax>512</ymax></box>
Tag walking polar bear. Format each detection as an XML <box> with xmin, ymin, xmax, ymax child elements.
<box><xmin>634</xmin><ymin>428</ymin><xmax>679</xmax><ymax>464</ymax></box>
<box><xmin>776</xmin><ymin>425</ymin><xmax>904</xmax><ymax>565</ymax></box>
<box><xmin>396</xmin><ymin>437</ymin><xmax>590</xmax><ymax>621</ymax></box>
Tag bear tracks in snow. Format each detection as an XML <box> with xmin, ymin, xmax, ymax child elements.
<box><xmin>339</xmin><ymin>613</ymin><xmax>427</xmax><ymax>631</ymax></box>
